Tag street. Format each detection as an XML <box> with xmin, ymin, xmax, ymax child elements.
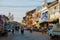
<box><xmin>0</xmin><ymin>30</ymin><xmax>51</xmax><ymax>40</ymax></box>
<box><xmin>0</xmin><ymin>30</ymin><xmax>60</xmax><ymax>40</ymax></box>
<box><xmin>0</xmin><ymin>0</ymin><xmax>59</xmax><ymax>40</ymax></box>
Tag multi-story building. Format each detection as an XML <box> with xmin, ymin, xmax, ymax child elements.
<box><xmin>23</xmin><ymin>9</ymin><xmax>36</xmax><ymax>28</ymax></box>
<box><xmin>38</xmin><ymin>0</ymin><xmax>59</xmax><ymax>28</ymax></box>
<box><xmin>47</xmin><ymin>0</ymin><xmax>60</xmax><ymax>24</ymax></box>
<box><xmin>47</xmin><ymin>0</ymin><xmax>59</xmax><ymax>21</ymax></box>
<box><xmin>22</xmin><ymin>0</ymin><xmax>60</xmax><ymax>29</ymax></box>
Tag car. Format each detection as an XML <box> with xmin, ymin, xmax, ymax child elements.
<box><xmin>48</xmin><ymin>24</ymin><xmax>60</xmax><ymax>39</ymax></box>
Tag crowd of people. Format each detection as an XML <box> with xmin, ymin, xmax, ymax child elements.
<box><xmin>4</xmin><ymin>22</ymin><xmax>60</xmax><ymax>36</ymax></box>
<box><xmin>10</xmin><ymin>25</ymin><xmax>33</xmax><ymax>35</ymax></box>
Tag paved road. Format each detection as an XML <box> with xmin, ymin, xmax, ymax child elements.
<box><xmin>0</xmin><ymin>30</ymin><xmax>59</xmax><ymax>40</ymax></box>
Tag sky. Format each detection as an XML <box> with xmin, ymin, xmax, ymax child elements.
<box><xmin>0</xmin><ymin>0</ymin><xmax>55</xmax><ymax>22</ymax></box>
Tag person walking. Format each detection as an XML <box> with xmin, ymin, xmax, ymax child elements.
<box><xmin>12</xmin><ymin>26</ymin><xmax>15</xmax><ymax>34</ymax></box>
<box><xmin>12</xmin><ymin>28</ymin><xmax>14</xmax><ymax>34</ymax></box>
<box><xmin>19</xmin><ymin>26</ymin><xmax>20</xmax><ymax>33</ymax></box>
<box><xmin>41</xmin><ymin>27</ymin><xmax>44</xmax><ymax>34</ymax></box>
<box><xmin>30</xmin><ymin>27</ymin><xmax>33</xmax><ymax>33</ymax></box>
<box><xmin>21</xmin><ymin>25</ymin><xmax>24</xmax><ymax>35</ymax></box>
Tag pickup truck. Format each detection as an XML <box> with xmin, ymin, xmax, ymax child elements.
<box><xmin>48</xmin><ymin>24</ymin><xmax>60</xmax><ymax>39</ymax></box>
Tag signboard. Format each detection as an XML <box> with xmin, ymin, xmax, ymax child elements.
<box><xmin>41</xmin><ymin>11</ymin><xmax>48</xmax><ymax>21</ymax></box>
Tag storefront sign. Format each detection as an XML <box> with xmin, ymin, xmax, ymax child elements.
<box><xmin>41</xmin><ymin>11</ymin><xmax>48</xmax><ymax>21</ymax></box>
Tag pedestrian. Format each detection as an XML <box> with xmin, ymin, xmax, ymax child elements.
<box><xmin>41</xmin><ymin>27</ymin><xmax>44</xmax><ymax>34</ymax></box>
<box><xmin>19</xmin><ymin>26</ymin><xmax>20</xmax><ymax>33</ymax></box>
<box><xmin>43</xmin><ymin>24</ymin><xmax>48</xmax><ymax>34</ymax></box>
<box><xmin>30</xmin><ymin>27</ymin><xmax>33</xmax><ymax>33</ymax></box>
<box><xmin>12</xmin><ymin>28</ymin><xmax>14</xmax><ymax>34</ymax></box>
<box><xmin>21</xmin><ymin>25</ymin><xmax>24</xmax><ymax>35</ymax></box>
<box><xmin>12</xmin><ymin>26</ymin><xmax>15</xmax><ymax>34</ymax></box>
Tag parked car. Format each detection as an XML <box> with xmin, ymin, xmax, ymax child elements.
<box><xmin>48</xmin><ymin>24</ymin><xmax>60</xmax><ymax>39</ymax></box>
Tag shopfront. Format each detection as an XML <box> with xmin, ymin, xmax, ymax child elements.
<box><xmin>41</xmin><ymin>11</ymin><xmax>48</xmax><ymax>28</ymax></box>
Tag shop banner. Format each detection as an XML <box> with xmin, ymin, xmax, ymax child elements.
<box><xmin>41</xmin><ymin>11</ymin><xmax>48</xmax><ymax>21</ymax></box>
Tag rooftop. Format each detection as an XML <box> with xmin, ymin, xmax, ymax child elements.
<box><xmin>47</xmin><ymin>0</ymin><xmax>58</xmax><ymax>8</ymax></box>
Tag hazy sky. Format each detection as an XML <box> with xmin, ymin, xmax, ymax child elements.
<box><xmin>0</xmin><ymin>0</ymin><xmax>55</xmax><ymax>22</ymax></box>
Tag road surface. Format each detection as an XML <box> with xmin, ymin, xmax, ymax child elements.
<box><xmin>0</xmin><ymin>30</ymin><xmax>59</xmax><ymax>40</ymax></box>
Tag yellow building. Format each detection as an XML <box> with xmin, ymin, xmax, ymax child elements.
<box><xmin>24</xmin><ymin>9</ymin><xmax>36</xmax><ymax>28</ymax></box>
